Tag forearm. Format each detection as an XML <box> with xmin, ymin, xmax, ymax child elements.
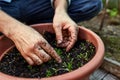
<box><xmin>0</xmin><ymin>10</ymin><xmax>23</xmax><ymax>37</ymax></box>
<box><xmin>53</xmin><ymin>0</ymin><xmax>68</xmax><ymax>13</ymax></box>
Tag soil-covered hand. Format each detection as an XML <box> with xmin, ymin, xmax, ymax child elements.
<box><xmin>53</xmin><ymin>11</ymin><xmax>79</xmax><ymax>52</ymax></box>
<box><xmin>7</xmin><ymin>24</ymin><xmax>62</xmax><ymax>65</ymax></box>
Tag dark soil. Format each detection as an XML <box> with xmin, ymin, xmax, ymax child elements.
<box><xmin>0</xmin><ymin>32</ymin><xmax>95</xmax><ymax>78</ymax></box>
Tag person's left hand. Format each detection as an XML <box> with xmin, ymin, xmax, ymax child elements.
<box><xmin>53</xmin><ymin>11</ymin><xmax>79</xmax><ymax>52</ymax></box>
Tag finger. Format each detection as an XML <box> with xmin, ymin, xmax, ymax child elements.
<box><xmin>28</xmin><ymin>53</ymin><xmax>43</xmax><ymax>65</ymax></box>
<box><xmin>57</xmin><ymin>41</ymin><xmax>69</xmax><ymax>48</ymax></box>
<box><xmin>57</xmin><ymin>43</ymin><xmax>68</xmax><ymax>47</ymax></box>
<box><xmin>34</xmin><ymin>46</ymin><xmax>51</xmax><ymax>62</ymax></box>
<box><xmin>20</xmin><ymin>51</ymin><xmax>35</xmax><ymax>65</ymax></box>
<box><xmin>66</xmin><ymin>28</ymin><xmax>77</xmax><ymax>52</ymax></box>
<box><xmin>63</xmin><ymin>24</ymin><xmax>70</xmax><ymax>30</ymax></box>
<box><xmin>53</xmin><ymin>24</ymin><xmax>63</xmax><ymax>44</ymax></box>
<box><xmin>22</xmin><ymin>55</ymin><xmax>34</xmax><ymax>65</ymax></box>
<box><xmin>39</xmin><ymin>41</ymin><xmax>62</xmax><ymax>63</ymax></box>
<box><xmin>66</xmin><ymin>38</ymin><xmax>76</xmax><ymax>52</ymax></box>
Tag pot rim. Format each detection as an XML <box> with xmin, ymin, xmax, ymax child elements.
<box><xmin>0</xmin><ymin>23</ymin><xmax>105</xmax><ymax>80</ymax></box>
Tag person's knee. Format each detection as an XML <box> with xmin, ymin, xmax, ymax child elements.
<box><xmin>68</xmin><ymin>0</ymin><xmax>103</xmax><ymax>22</ymax></box>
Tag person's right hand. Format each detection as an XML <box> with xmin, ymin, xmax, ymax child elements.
<box><xmin>7</xmin><ymin>23</ymin><xmax>62</xmax><ymax>65</ymax></box>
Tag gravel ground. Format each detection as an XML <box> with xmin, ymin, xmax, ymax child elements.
<box><xmin>78</xmin><ymin>12</ymin><xmax>120</xmax><ymax>62</ymax></box>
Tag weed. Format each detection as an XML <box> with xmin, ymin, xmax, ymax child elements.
<box><xmin>46</xmin><ymin>69</ymin><xmax>53</xmax><ymax>77</ymax></box>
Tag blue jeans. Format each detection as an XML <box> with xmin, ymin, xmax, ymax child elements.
<box><xmin>0</xmin><ymin>0</ymin><xmax>102</xmax><ymax>24</ymax></box>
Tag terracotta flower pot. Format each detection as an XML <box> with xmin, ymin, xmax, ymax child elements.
<box><xmin>0</xmin><ymin>23</ymin><xmax>105</xmax><ymax>80</ymax></box>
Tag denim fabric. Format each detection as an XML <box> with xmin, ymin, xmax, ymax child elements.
<box><xmin>0</xmin><ymin>0</ymin><xmax>102</xmax><ymax>24</ymax></box>
<box><xmin>0</xmin><ymin>0</ymin><xmax>12</xmax><ymax>3</ymax></box>
<box><xmin>68</xmin><ymin>0</ymin><xmax>103</xmax><ymax>22</ymax></box>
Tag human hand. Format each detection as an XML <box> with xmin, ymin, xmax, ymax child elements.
<box><xmin>53</xmin><ymin>11</ymin><xmax>79</xmax><ymax>51</ymax></box>
<box><xmin>7</xmin><ymin>24</ymin><xmax>62</xmax><ymax>65</ymax></box>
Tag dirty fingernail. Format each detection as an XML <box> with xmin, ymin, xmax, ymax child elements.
<box><xmin>57</xmin><ymin>40</ymin><xmax>62</xmax><ymax>44</ymax></box>
<box><xmin>58</xmin><ymin>59</ymin><xmax>62</xmax><ymax>63</ymax></box>
<box><xmin>58</xmin><ymin>57</ymin><xmax>62</xmax><ymax>63</ymax></box>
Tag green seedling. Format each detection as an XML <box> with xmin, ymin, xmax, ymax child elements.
<box><xmin>27</xmin><ymin>65</ymin><xmax>36</xmax><ymax>72</ymax></box>
<box><xmin>46</xmin><ymin>69</ymin><xmax>53</xmax><ymax>77</ymax></box>
<box><xmin>63</xmin><ymin>59</ymin><xmax>73</xmax><ymax>71</ymax></box>
<box><xmin>55</xmin><ymin>48</ymin><xmax>62</xmax><ymax>56</ymax></box>
<box><xmin>77</xmin><ymin>53</ymin><xmax>84</xmax><ymax>59</ymax></box>
<box><xmin>27</xmin><ymin>65</ymin><xmax>33</xmax><ymax>70</ymax></box>
<box><xmin>84</xmin><ymin>52</ymin><xmax>89</xmax><ymax>61</ymax></box>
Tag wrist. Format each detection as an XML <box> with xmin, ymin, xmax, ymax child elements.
<box><xmin>0</xmin><ymin>11</ymin><xmax>24</xmax><ymax>38</ymax></box>
<box><xmin>0</xmin><ymin>21</ymin><xmax>23</xmax><ymax>38</ymax></box>
<box><xmin>54</xmin><ymin>0</ymin><xmax>68</xmax><ymax>11</ymax></box>
<box><xmin>51</xmin><ymin>0</ymin><xmax>71</xmax><ymax>8</ymax></box>
<box><xmin>54</xmin><ymin>0</ymin><xmax>68</xmax><ymax>14</ymax></box>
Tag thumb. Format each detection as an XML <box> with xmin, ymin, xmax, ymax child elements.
<box><xmin>53</xmin><ymin>23</ymin><xmax>63</xmax><ymax>44</ymax></box>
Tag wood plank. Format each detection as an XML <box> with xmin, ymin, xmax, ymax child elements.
<box><xmin>90</xmin><ymin>69</ymin><xmax>120</xmax><ymax>80</ymax></box>
<box><xmin>103</xmin><ymin>74</ymin><xmax>120</xmax><ymax>80</ymax></box>
<box><xmin>101</xmin><ymin>57</ymin><xmax>120</xmax><ymax>78</ymax></box>
<box><xmin>90</xmin><ymin>69</ymin><xmax>108</xmax><ymax>80</ymax></box>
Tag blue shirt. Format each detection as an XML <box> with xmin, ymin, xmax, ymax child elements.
<box><xmin>0</xmin><ymin>0</ymin><xmax>71</xmax><ymax>5</ymax></box>
<box><xmin>0</xmin><ymin>0</ymin><xmax>12</xmax><ymax>3</ymax></box>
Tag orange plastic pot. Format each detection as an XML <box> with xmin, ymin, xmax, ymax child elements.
<box><xmin>0</xmin><ymin>23</ymin><xmax>104</xmax><ymax>80</ymax></box>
